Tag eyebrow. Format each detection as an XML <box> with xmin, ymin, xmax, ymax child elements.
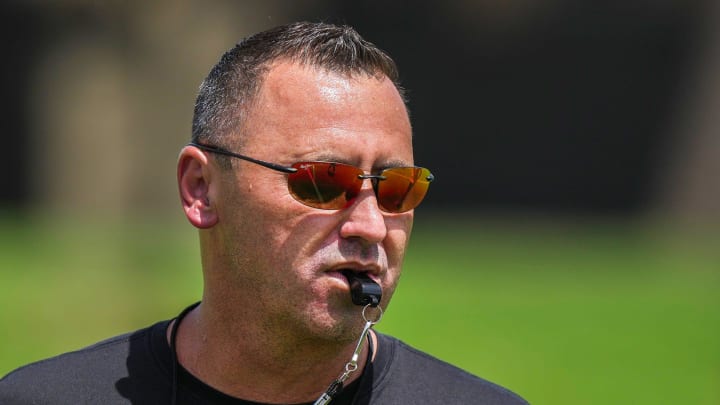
<box><xmin>298</xmin><ymin>153</ymin><xmax>414</xmax><ymax>171</ymax></box>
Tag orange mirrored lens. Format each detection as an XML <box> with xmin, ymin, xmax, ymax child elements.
<box><xmin>288</xmin><ymin>162</ymin><xmax>364</xmax><ymax>209</ymax></box>
<box><xmin>377</xmin><ymin>167</ymin><xmax>432</xmax><ymax>213</ymax></box>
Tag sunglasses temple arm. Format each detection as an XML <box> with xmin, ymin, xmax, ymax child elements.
<box><xmin>188</xmin><ymin>142</ymin><xmax>296</xmax><ymax>174</ymax></box>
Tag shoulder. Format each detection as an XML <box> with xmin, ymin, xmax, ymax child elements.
<box><xmin>368</xmin><ymin>333</ymin><xmax>529</xmax><ymax>405</ymax></box>
<box><xmin>0</xmin><ymin>321</ymin><xmax>170</xmax><ymax>405</ymax></box>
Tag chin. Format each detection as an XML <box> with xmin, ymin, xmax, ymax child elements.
<box><xmin>304</xmin><ymin>301</ymin><xmax>366</xmax><ymax>343</ymax></box>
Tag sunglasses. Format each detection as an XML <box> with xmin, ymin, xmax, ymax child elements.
<box><xmin>189</xmin><ymin>142</ymin><xmax>434</xmax><ymax>213</ymax></box>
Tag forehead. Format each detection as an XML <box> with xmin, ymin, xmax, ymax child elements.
<box><xmin>240</xmin><ymin>60</ymin><xmax>413</xmax><ymax>166</ymax></box>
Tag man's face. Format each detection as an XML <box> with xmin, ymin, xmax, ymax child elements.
<box><xmin>208</xmin><ymin>60</ymin><xmax>414</xmax><ymax>341</ymax></box>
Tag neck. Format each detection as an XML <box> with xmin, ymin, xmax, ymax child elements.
<box><xmin>168</xmin><ymin>301</ymin><xmax>374</xmax><ymax>404</ymax></box>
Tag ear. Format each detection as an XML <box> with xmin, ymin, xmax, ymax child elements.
<box><xmin>177</xmin><ymin>145</ymin><xmax>218</xmax><ymax>229</ymax></box>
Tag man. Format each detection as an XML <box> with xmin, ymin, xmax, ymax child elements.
<box><xmin>1</xmin><ymin>22</ymin><xmax>528</xmax><ymax>404</ymax></box>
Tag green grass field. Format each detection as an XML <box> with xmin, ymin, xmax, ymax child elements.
<box><xmin>1</xmin><ymin>213</ymin><xmax>718</xmax><ymax>404</ymax></box>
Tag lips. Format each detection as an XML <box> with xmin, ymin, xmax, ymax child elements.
<box><xmin>340</xmin><ymin>269</ymin><xmax>369</xmax><ymax>283</ymax></box>
<box><xmin>325</xmin><ymin>265</ymin><xmax>381</xmax><ymax>285</ymax></box>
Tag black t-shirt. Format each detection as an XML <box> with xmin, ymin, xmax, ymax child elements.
<box><xmin>0</xmin><ymin>315</ymin><xmax>528</xmax><ymax>404</ymax></box>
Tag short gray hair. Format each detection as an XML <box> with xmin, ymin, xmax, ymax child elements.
<box><xmin>191</xmin><ymin>21</ymin><xmax>406</xmax><ymax>149</ymax></box>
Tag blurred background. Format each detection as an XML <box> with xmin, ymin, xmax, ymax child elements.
<box><xmin>1</xmin><ymin>1</ymin><xmax>718</xmax><ymax>404</ymax></box>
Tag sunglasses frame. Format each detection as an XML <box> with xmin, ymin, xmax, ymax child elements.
<box><xmin>188</xmin><ymin>142</ymin><xmax>433</xmax><ymax>212</ymax></box>
<box><xmin>189</xmin><ymin>142</ymin><xmax>298</xmax><ymax>174</ymax></box>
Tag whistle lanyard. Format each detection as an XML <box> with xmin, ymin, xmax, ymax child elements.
<box><xmin>313</xmin><ymin>304</ymin><xmax>383</xmax><ymax>405</ymax></box>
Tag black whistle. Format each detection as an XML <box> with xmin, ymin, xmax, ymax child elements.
<box><xmin>342</xmin><ymin>270</ymin><xmax>382</xmax><ymax>307</ymax></box>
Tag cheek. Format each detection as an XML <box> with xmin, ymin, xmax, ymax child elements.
<box><xmin>381</xmin><ymin>213</ymin><xmax>413</xmax><ymax>294</ymax></box>
<box><xmin>385</xmin><ymin>213</ymin><xmax>414</xmax><ymax>263</ymax></box>
<box><xmin>215</xmin><ymin>174</ymin><xmax>303</xmax><ymax>261</ymax></box>
<box><xmin>245</xmin><ymin>197</ymin><xmax>340</xmax><ymax>278</ymax></box>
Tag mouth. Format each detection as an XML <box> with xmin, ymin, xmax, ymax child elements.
<box><xmin>325</xmin><ymin>266</ymin><xmax>380</xmax><ymax>286</ymax></box>
<box><xmin>339</xmin><ymin>269</ymin><xmax>372</xmax><ymax>283</ymax></box>
<box><xmin>322</xmin><ymin>266</ymin><xmax>384</xmax><ymax>307</ymax></box>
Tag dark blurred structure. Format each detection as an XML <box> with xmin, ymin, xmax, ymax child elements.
<box><xmin>329</xmin><ymin>2</ymin><xmax>710</xmax><ymax>217</ymax></box>
<box><xmin>1</xmin><ymin>1</ymin><xmax>717</xmax><ymax>222</ymax></box>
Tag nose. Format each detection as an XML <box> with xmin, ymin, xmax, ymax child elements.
<box><xmin>338</xmin><ymin>186</ymin><xmax>387</xmax><ymax>245</ymax></box>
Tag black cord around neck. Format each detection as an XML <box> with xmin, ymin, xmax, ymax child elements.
<box><xmin>170</xmin><ymin>301</ymin><xmax>200</xmax><ymax>405</ymax></box>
